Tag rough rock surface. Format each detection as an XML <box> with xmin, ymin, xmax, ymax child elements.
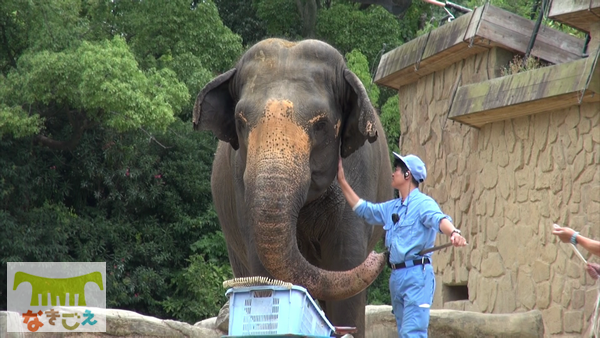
<box><xmin>366</xmin><ymin>305</ymin><xmax>544</xmax><ymax>338</ymax></box>
<box><xmin>0</xmin><ymin>307</ymin><xmax>223</xmax><ymax>338</ymax></box>
<box><xmin>1</xmin><ymin>305</ymin><xmax>542</xmax><ymax>337</ymax></box>
<box><xmin>214</xmin><ymin>300</ymin><xmax>229</xmax><ymax>332</ymax></box>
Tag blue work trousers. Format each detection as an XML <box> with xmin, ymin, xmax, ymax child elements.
<box><xmin>390</xmin><ymin>263</ymin><xmax>435</xmax><ymax>338</ymax></box>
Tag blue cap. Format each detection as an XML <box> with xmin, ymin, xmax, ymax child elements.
<box><xmin>392</xmin><ymin>152</ymin><xmax>427</xmax><ymax>182</ymax></box>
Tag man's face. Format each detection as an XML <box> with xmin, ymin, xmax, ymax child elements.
<box><xmin>391</xmin><ymin>166</ymin><xmax>408</xmax><ymax>190</ymax></box>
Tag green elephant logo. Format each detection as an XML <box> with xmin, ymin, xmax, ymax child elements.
<box><xmin>13</xmin><ymin>271</ymin><xmax>104</xmax><ymax>306</ymax></box>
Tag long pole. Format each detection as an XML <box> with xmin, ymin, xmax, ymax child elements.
<box><xmin>421</xmin><ymin>0</ymin><xmax>445</xmax><ymax>7</ymax></box>
<box><xmin>421</xmin><ymin>0</ymin><xmax>473</xmax><ymax>13</ymax></box>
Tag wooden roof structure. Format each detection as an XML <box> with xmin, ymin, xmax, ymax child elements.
<box><xmin>374</xmin><ymin>1</ymin><xmax>600</xmax><ymax>129</ymax></box>
<box><xmin>374</xmin><ymin>4</ymin><xmax>584</xmax><ymax>90</ymax></box>
<box><xmin>548</xmin><ymin>0</ymin><xmax>600</xmax><ymax>33</ymax></box>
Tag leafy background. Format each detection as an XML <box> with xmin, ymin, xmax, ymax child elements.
<box><xmin>1</xmin><ymin>0</ymin><xmax>573</xmax><ymax>323</ymax></box>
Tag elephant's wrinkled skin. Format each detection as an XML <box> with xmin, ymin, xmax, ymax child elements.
<box><xmin>193</xmin><ymin>38</ymin><xmax>392</xmax><ymax>336</ymax></box>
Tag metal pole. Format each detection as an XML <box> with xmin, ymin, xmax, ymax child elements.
<box><xmin>526</xmin><ymin>0</ymin><xmax>547</xmax><ymax>59</ymax></box>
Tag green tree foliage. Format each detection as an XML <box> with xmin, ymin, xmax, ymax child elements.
<box><xmin>0</xmin><ymin>121</ymin><xmax>231</xmax><ymax>321</ymax></box>
<box><xmin>1</xmin><ymin>37</ymin><xmax>188</xmax><ymax>142</ymax></box>
<box><xmin>317</xmin><ymin>1</ymin><xmax>403</xmax><ymax>62</ymax></box>
<box><xmin>345</xmin><ymin>49</ymin><xmax>380</xmax><ymax>105</ymax></box>
<box><xmin>254</xmin><ymin>0</ymin><xmax>304</xmax><ymax>39</ymax></box>
<box><xmin>0</xmin><ymin>0</ymin><xmax>242</xmax><ymax>144</ymax></box>
<box><xmin>214</xmin><ymin>0</ymin><xmax>267</xmax><ymax>46</ymax></box>
<box><xmin>380</xmin><ymin>95</ymin><xmax>400</xmax><ymax>159</ymax></box>
<box><xmin>104</xmin><ymin>0</ymin><xmax>243</xmax><ymax>72</ymax></box>
<box><xmin>163</xmin><ymin>251</ymin><xmax>232</xmax><ymax>322</ymax></box>
<box><xmin>0</xmin><ymin>103</ymin><xmax>43</xmax><ymax>138</ymax></box>
<box><xmin>0</xmin><ymin>0</ymin><xmax>240</xmax><ymax>323</ymax></box>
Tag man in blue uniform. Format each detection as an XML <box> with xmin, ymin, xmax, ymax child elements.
<box><xmin>337</xmin><ymin>152</ymin><xmax>467</xmax><ymax>337</ymax></box>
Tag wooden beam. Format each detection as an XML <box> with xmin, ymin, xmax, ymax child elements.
<box><xmin>421</xmin><ymin>12</ymin><xmax>475</xmax><ymax>61</ymax></box>
<box><xmin>450</xmin><ymin>91</ymin><xmax>599</xmax><ymax>128</ymax></box>
<box><xmin>448</xmin><ymin>56</ymin><xmax>600</xmax><ymax>128</ymax></box>
<box><xmin>374</xmin><ymin>32</ymin><xmax>430</xmax><ymax>89</ymax></box>
<box><xmin>374</xmin><ymin>4</ymin><xmax>586</xmax><ymax>90</ymax></box>
<box><xmin>374</xmin><ymin>7</ymin><xmax>488</xmax><ymax>89</ymax></box>
<box><xmin>473</xmin><ymin>6</ymin><xmax>584</xmax><ymax>64</ymax></box>
<box><xmin>549</xmin><ymin>0</ymin><xmax>600</xmax><ymax>33</ymax></box>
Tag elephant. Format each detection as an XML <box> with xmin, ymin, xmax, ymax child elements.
<box><xmin>193</xmin><ymin>38</ymin><xmax>393</xmax><ymax>337</ymax></box>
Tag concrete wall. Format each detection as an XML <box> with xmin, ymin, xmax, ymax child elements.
<box><xmin>397</xmin><ymin>48</ymin><xmax>600</xmax><ymax>337</ymax></box>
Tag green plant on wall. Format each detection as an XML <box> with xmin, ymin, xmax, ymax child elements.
<box><xmin>500</xmin><ymin>54</ymin><xmax>548</xmax><ymax>76</ymax></box>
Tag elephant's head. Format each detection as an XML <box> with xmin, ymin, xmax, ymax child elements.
<box><xmin>193</xmin><ymin>39</ymin><xmax>385</xmax><ymax>301</ymax></box>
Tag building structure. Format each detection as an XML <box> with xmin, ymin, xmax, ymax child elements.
<box><xmin>374</xmin><ymin>1</ymin><xmax>600</xmax><ymax>336</ymax></box>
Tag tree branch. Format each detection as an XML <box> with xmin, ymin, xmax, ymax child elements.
<box><xmin>0</xmin><ymin>24</ymin><xmax>17</xmax><ymax>70</ymax></box>
<box><xmin>34</xmin><ymin>102</ymin><xmax>62</xmax><ymax>119</ymax></box>
<box><xmin>109</xmin><ymin>110</ymin><xmax>172</xmax><ymax>149</ymax></box>
<box><xmin>34</xmin><ymin>112</ymin><xmax>90</xmax><ymax>151</ymax></box>
<box><xmin>138</xmin><ymin>125</ymin><xmax>171</xmax><ymax>149</ymax></box>
<box><xmin>39</xmin><ymin>4</ymin><xmax>57</xmax><ymax>48</ymax></box>
<box><xmin>350</xmin><ymin>0</ymin><xmax>412</xmax><ymax>16</ymax></box>
<box><xmin>296</xmin><ymin>0</ymin><xmax>317</xmax><ymax>38</ymax></box>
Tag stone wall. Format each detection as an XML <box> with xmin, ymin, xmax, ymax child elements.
<box><xmin>396</xmin><ymin>47</ymin><xmax>600</xmax><ymax>337</ymax></box>
<box><xmin>0</xmin><ymin>306</ymin><xmax>545</xmax><ymax>338</ymax></box>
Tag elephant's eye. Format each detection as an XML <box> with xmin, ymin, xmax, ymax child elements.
<box><xmin>313</xmin><ymin>120</ymin><xmax>328</xmax><ymax>132</ymax></box>
<box><xmin>236</xmin><ymin>113</ymin><xmax>247</xmax><ymax>132</ymax></box>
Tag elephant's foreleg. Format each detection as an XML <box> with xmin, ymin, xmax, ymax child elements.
<box><xmin>323</xmin><ymin>292</ymin><xmax>366</xmax><ymax>338</ymax></box>
<box><xmin>246</xmin><ymin>247</ymin><xmax>274</xmax><ymax>278</ymax></box>
<box><xmin>226</xmin><ymin>243</ymin><xmax>250</xmax><ymax>278</ymax></box>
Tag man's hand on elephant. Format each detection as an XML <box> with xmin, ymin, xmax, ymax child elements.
<box><xmin>337</xmin><ymin>157</ymin><xmax>362</xmax><ymax>209</ymax></box>
<box><xmin>586</xmin><ymin>263</ymin><xmax>600</xmax><ymax>280</ymax></box>
<box><xmin>337</xmin><ymin>158</ymin><xmax>346</xmax><ymax>184</ymax></box>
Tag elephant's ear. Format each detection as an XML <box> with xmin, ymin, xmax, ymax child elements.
<box><xmin>340</xmin><ymin>69</ymin><xmax>378</xmax><ymax>158</ymax></box>
<box><xmin>193</xmin><ymin>68</ymin><xmax>239</xmax><ymax>150</ymax></box>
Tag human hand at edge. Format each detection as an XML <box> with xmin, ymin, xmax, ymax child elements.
<box><xmin>551</xmin><ymin>224</ymin><xmax>576</xmax><ymax>244</ymax></box>
<box><xmin>337</xmin><ymin>158</ymin><xmax>346</xmax><ymax>184</ymax></box>
<box><xmin>451</xmin><ymin>233</ymin><xmax>467</xmax><ymax>247</ymax></box>
<box><xmin>586</xmin><ymin>263</ymin><xmax>600</xmax><ymax>280</ymax></box>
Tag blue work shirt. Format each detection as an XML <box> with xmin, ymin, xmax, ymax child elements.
<box><xmin>353</xmin><ymin>188</ymin><xmax>451</xmax><ymax>264</ymax></box>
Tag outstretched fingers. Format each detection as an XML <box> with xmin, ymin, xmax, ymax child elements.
<box><xmin>337</xmin><ymin>157</ymin><xmax>345</xmax><ymax>183</ymax></box>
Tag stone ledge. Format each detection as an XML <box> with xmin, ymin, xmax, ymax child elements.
<box><xmin>448</xmin><ymin>51</ymin><xmax>600</xmax><ymax>128</ymax></box>
<box><xmin>366</xmin><ymin>305</ymin><xmax>544</xmax><ymax>338</ymax></box>
<box><xmin>0</xmin><ymin>307</ymin><xmax>223</xmax><ymax>338</ymax></box>
<box><xmin>1</xmin><ymin>305</ymin><xmax>546</xmax><ymax>338</ymax></box>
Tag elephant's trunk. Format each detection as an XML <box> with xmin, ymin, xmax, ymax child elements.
<box><xmin>247</xmin><ymin>170</ymin><xmax>386</xmax><ymax>301</ymax></box>
<box><xmin>244</xmin><ymin>99</ymin><xmax>386</xmax><ymax>300</ymax></box>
